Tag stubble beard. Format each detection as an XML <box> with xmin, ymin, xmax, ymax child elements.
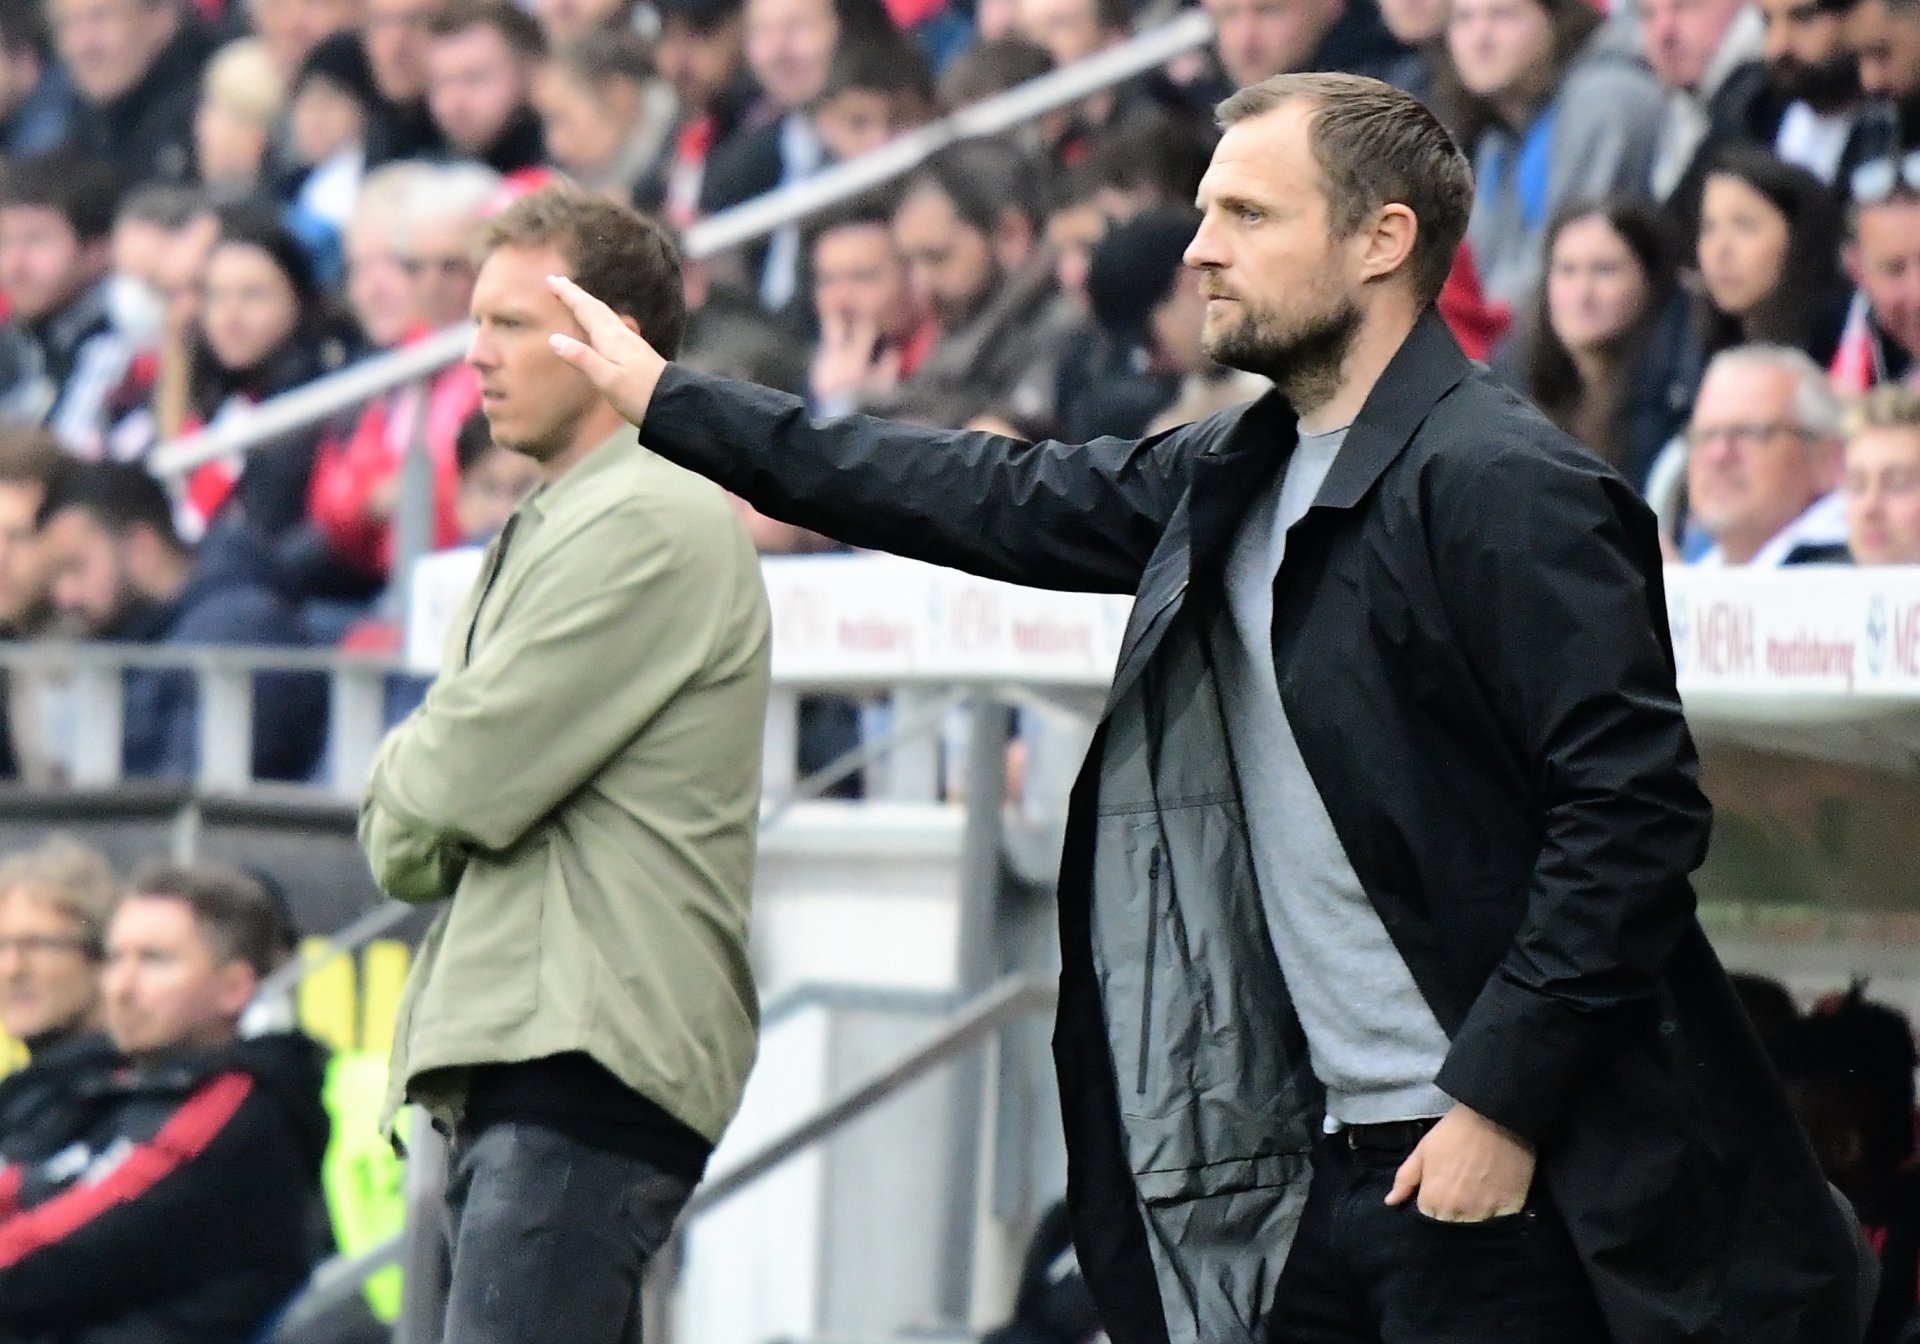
<box><xmin>1204</xmin><ymin>294</ymin><xmax>1363</xmax><ymax>420</ymax></box>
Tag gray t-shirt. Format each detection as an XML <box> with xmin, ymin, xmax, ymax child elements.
<box><xmin>1217</xmin><ymin>423</ymin><xmax>1453</xmax><ymax>1126</ymax></box>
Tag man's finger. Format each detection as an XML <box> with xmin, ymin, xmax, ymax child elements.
<box><xmin>1384</xmin><ymin>1146</ymin><xmax>1421</xmax><ymax>1206</ymax></box>
<box><xmin>549</xmin><ymin>332</ymin><xmax>619</xmax><ymax>385</ymax></box>
<box><xmin>547</xmin><ymin>274</ymin><xmax>634</xmax><ymax>349</ymax></box>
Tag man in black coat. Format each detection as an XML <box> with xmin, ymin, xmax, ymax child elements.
<box><xmin>549</xmin><ymin>72</ymin><xmax>1873</xmax><ymax>1344</ymax></box>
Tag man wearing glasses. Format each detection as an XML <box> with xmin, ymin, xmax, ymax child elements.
<box><xmin>1834</xmin><ymin>149</ymin><xmax>1920</xmax><ymax>390</ymax></box>
<box><xmin>1686</xmin><ymin>344</ymin><xmax>1852</xmax><ymax>565</ymax></box>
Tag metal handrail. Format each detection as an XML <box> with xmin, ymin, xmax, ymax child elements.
<box><xmin>145</xmin><ymin>10</ymin><xmax>1217</xmax><ymax>484</ymax></box>
<box><xmin>272</xmin><ymin>974</ymin><xmax>1059</xmax><ymax>1336</ymax></box>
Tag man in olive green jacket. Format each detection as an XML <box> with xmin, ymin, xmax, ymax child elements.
<box><xmin>358</xmin><ymin>187</ymin><xmax>771</xmax><ymax>1344</ymax></box>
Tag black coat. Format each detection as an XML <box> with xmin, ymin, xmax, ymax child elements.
<box><xmin>62</xmin><ymin>25</ymin><xmax>210</xmax><ymax>187</ymax></box>
<box><xmin>637</xmin><ymin>309</ymin><xmax>1870</xmax><ymax>1344</ymax></box>
<box><xmin>0</xmin><ymin>1033</ymin><xmax>330</xmax><ymax>1343</ymax></box>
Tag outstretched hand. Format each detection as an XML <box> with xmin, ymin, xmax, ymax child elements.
<box><xmin>545</xmin><ymin>274</ymin><xmax>668</xmax><ymax>426</ymax></box>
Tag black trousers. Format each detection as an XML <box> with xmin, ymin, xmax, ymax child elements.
<box><xmin>441</xmin><ymin>1118</ymin><xmax>696</xmax><ymax>1344</ymax></box>
<box><xmin>1267</xmin><ymin>1130</ymin><xmax>1612</xmax><ymax>1344</ymax></box>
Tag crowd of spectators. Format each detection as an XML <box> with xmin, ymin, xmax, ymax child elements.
<box><xmin>0</xmin><ymin>0</ymin><xmax>1913</xmax><ymax>783</ymax></box>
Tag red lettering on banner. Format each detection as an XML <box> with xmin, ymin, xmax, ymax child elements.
<box><xmin>1010</xmin><ymin>618</ymin><xmax>1091</xmax><ymax>660</ymax></box>
<box><xmin>1893</xmin><ymin>604</ymin><xmax>1920</xmax><ymax>676</ymax></box>
<box><xmin>1695</xmin><ymin>603</ymin><xmax>1755</xmax><ymax>676</ymax></box>
<box><xmin>1764</xmin><ymin>636</ymin><xmax>1856</xmax><ymax>691</ymax></box>
<box><xmin>951</xmin><ymin>590</ymin><xmax>1003</xmax><ymax>653</ymax></box>
<box><xmin>837</xmin><ymin>617</ymin><xmax>910</xmax><ymax>652</ymax></box>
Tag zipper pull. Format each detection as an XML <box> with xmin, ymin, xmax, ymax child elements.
<box><xmin>1148</xmin><ymin>848</ymin><xmax>1162</xmax><ymax>882</ymax></box>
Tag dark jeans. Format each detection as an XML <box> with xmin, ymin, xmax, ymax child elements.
<box><xmin>1268</xmin><ymin>1130</ymin><xmax>1612</xmax><ymax>1344</ymax></box>
<box><xmin>442</xmin><ymin>1118</ymin><xmax>697</xmax><ymax>1344</ymax></box>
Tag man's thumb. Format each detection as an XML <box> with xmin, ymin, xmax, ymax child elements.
<box><xmin>1384</xmin><ymin>1148</ymin><xmax>1422</xmax><ymax>1206</ymax></box>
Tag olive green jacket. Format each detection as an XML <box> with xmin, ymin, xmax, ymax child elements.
<box><xmin>361</xmin><ymin>428</ymin><xmax>771</xmax><ymax>1142</ymax></box>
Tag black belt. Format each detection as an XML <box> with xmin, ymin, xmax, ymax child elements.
<box><xmin>1337</xmin><ymin>1117</ymin><xmax>1441</xmax><ymax>1155</ymax></box>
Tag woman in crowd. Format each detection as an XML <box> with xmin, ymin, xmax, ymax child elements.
<box><xmin>1501</xmin><ymin>198</ymin><xmax>1692</xmax><ymax>491</ymax></box>
<box><xmin>1447</xmin><ymin>0</ymin><xmax>1662</xmax><ymax>308</ymax></box>
<box><xmin>1694</xmin><ymin>145</ymin><xmax>1851</xmax><ymax>369</ymax></box>
<box><xmin>181</xmin><ymin>210</ymin><xmax>353</xmax><ymax>538</ymax></box>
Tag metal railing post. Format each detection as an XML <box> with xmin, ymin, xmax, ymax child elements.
<box><xmin>330</xmin><ymin>662</ymin><xmax>389</xmax><ymax>796</ymax></box>
<box><xmin>69</xmin><ymin>660</ymin><xmax>124</xmax><ymax>788</ymax></box>
<box><xmin>196</xmin><ymin>659</ymin><xmax>254</xmax><ymax>792</ymax></box>
<box><xmin>392</xmin><ymin>381</ymin><xmax>438</xmax><ymax>649</ymax></box>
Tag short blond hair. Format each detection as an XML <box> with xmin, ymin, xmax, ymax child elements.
<box><xmin>0</xmin><ymin>837</ymin><xmax>119</xmax><ymax>956</ymax></box>
<box><xmin>201</xmin><ymin>38</ymin><xmax>286</xmax><ymax>127</ymax></box>
<box><xmin>1846</xmin><ymin>384</ymin><xmax>1920</xmax><ymax>439</ymax></box>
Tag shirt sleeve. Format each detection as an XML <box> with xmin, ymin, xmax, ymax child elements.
<box><xmin>363</xmin><ymin>500</ymin><xmax>759</xmax><ymax>860</ymax></box>
<box><xmin>1428</xmin><ymin>441</ymin><xmax>1714</xmax><ymax>1144</ymax></box>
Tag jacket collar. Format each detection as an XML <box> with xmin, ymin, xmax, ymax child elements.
<box><xmin>1185</xmin><ymin>306</ymin><xmax>1471</xmax><ymax>573</ymax></box>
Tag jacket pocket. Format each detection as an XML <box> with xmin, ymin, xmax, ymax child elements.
<box><xmin>1136</xmin><ymin>844</ymin><xmax>1163</xmax><ymax>1096</ymax></box>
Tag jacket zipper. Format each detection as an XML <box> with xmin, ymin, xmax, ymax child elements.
<box><xmin>1136</xmin><ymin>846</ymin><xmax>1162</xmax><ymax>1095</ymax></box>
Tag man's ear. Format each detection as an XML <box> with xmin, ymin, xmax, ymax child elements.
<box><xmin>214</xmin><ymin>960</ymin><xmax>258</xmax><ymax>1023</ymax></box>
<box><xmin>619</xmin><ymin>313</ymin><xmax>641</xmax><ymax>338</ymax></box>
<box><xmin>1843</xmin><ymin>241</ymin><xmax>1862</xmax><ymax>288</ymax></box>
<box><xmin>991</xmin><ymin>208</ymin><xmax>1036</xmax><ymax>274</ymax></box>
<box><xmin>1354</xmin><ymin>203</ymin><xmax>1419</xmax><ymax>287</ymax></box>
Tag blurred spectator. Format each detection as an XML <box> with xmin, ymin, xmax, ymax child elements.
<box><xmin>0</xmin><ymin>860</ymin><xmax>328</xmax><ymax>1343</ymax></box>
<box><xmin>535</xmin><ymin>29</ymin><xmax>678</xmax><ymax>200</ymax></box>
<box><xmin>539</xmin><ymin>0</ymin><xmax>641</xmax><ymax>48</ymax></box>
<box><xmin>1774</xmin><ymin>986</ymin><xmax>1920</xmax><ymax>1344</ymax></box>
<box><xmin>249</xmin><ymin>0</ymin><xmax>357</xmax><ymax>79</ymax></box>
<box><xmin>0</xmin><ymin>837</ymin><xmax>118</xmax><ymax>1160</ymax></box>
<box><xmin>1194</xmin><ymin>0</ymin><xmax>1415</xmax><ymax>102</ymax></box>
<box><xmin>1759</xmin><ymin>0</ymin><xmax>1873</xmax><ymax>186</ymax></box>
<box><xmin>0</xmin><ymin>0</ymin><xmax>78</xmax><ymax>157</ymax></box>
<box><xmin>806</xmin><ymin>194</ymin><xmax>934</xmax><ymax>414</ymax></box>
<box><xmin>1059</xmin><ymin>205</ymin><xmax>1201</xmax><ymax>439</ymax></box>
<box><xmin>811</xmin><ymin>30</ymin><xmax>936</xmax><ymax>163</ymax></box>
<box><xmin>1644</xmin><ymin>0</ymin><xmax>1783</xmax><ymax>234</ymax></box>
<box><xmin>37</xmin><ymin>461</ymin><xmax>327</xmax><ymax>781</ymax></box>
<box><xmin>1079</xmin><ymin>104</ymin><xmax>1217</xmax><ymax>220</ymax></box>
<box><xmin>879</xmin><ymin>138</ymin><xmax>1076</xmax><ymax>427</ymax></box>
<box><xmin>181</xmin><ymin>210</ymin><xmax>353</xmax><ymax>535</ymax></box>
<box><xmin>53</xmin><ymin>0</ymin><xmax>211</xmax><ymax>187</ymax></box>
<box><xmin>362</xmin><ymin>0</ymin><xmax>450</xmax><ymax>162</ymax></box>
<box><xmin>645</xmin><ymin>0</ymin><xmax>754</xmax><ymax>228</ymax></box>
<box><xmin>1376</xmin><ymin>0</ymin><xmax>1449</xmax><ymax>102</ymax></box>
<box><xmin>1043</xmin><ymin>171</ymin><xmax>1106</xmax><ymax>314</ymax></box>
<box><xmin>106</xmin><ymin>187</ymin><xmax>199</xmax><ymax>365</ymax></box>
<box><xmin>1450</xmin><ymin>0</ymin><xmax>1663</xmax><ymax>308</ymax></box>
<box><xmin>451</xmin><ymin>407</ymin><xmax>536</xmax><ymax>542</ymax></box>
<box><xmin>140</xmin><ymin>197</ymin><xmax>221</xmax><ymax>445</ymax></box>
<box><xmin>1845</xmin><ymin>0</ymin><xmax>1920</xmax><ymax>162</ymax></box>
<box><xmin>303</xmin><ymin>163</ymin><xmax>489</xmax><ymax>585</ymax></box>
<box><xmin>1685</xmin><ymin>344</ymin><xmax>1850</xmax><ymax>565</ymax></box>
<box><xmin>1503</xmin><ymin>199</ymin><xmax>1692</xmax><ymax>490</ymax></box>
<box><xmin>0</xmin><ymin>430</ymin><xmax>69</xmax><ymax>637</ymax></box>
<box><xmin>0</xmin><ymin>158</ymin><xmax>139</xmax><ymax>458</ymax></box>
<box><xmin>937</xmin><ymin>32</ymin><xmax>1051</xmax><ymax>108</ymax></box>
<box><xmin>425</xmin><ymin>0</ymin><xmax>548</xmax><ymax>175</ymax></box>
<box><xmin>1014</xmin><ymin>0</ymin><xmax>1129</xmax><ymax>151</ymax></box>
<box><xmin>1832</xmin><ymin>153</ymin><xmax>1920</xmax><ymax>391</ymax></box>
<box><xmin>1843</xmin><ymin>382</ymin><xmax>1920</xmax><ymax>561</ymax></box>
<box><xmin>704</xmin><ymin>0</ymin><xmax>894</xmax><ymax>311</ymax></box>
<box><xmin>194</xmin><ymin>37</ymin><xmax>286</xmax><ymax>202</ymax></box>
<box><xmin>1695</xmin><ymin>146</ymin><xmax>1850</xmax><ymax>367</ymax></box>
<box><xmin>286</xmin><ymin>32</ymin><xmax>379</xmax><ymax>246</ymax></box>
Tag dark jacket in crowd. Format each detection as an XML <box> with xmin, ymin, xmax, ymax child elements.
<box><xmin>190</xmin><ymin>326</ymin><xmax>355</xmax><ymax>539</ymax></box>
<box><xmin>62</xmin><ymin>24</ymin><xmax>211</xmax><ymax>187</ymax></box>
<box><xmin>113</xmin><ymin>522</ymin><xmax>327</xmax><ymax>783</ymax></box>
<box><xmin>363</xmin><ymin>87</ymin><xmax>445</xmax><ymax>166</ymax></box>
<box><xmin>633</xmin><ymin>308</ymin><xmax>1872</xmax><ymax>1344</ymax></box>
<box><xmin>1</xmin><ymin>63</ymin><xmax>76</xmax><ymax>159</ymax></box>
<box><xmin>467</xmin><ymin>104</ymin><xmax>545</xmax><ymax>176</ymax></box>
<box><xmin>0</xmin><ymin>1033</ymin><xmax>119</xmax><ymax>1167</ymax></box>
<box><xmin>1183</xmin><ymin>0</ymin><xmax>1414</xmax><ymax>110</ymax></box>
<box><xmin>0</xmin><ymin>1032</ymin><xmax>330</xmax><ymax>1344</ymax></box>
<box><xmin>0</xmin><ymin>279</ymin><xmax>138</xmax><ymax>458</ymax></box>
